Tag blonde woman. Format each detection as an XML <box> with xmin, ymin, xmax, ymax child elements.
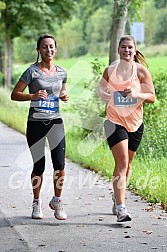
<box><xmin>98</xmin><ymin>35</ymin><xmax>155</xmax><ymax>222</ymax></box>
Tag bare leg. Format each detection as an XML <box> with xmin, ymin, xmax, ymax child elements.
<box><xmin>31</xmin><ymin>172</ymin><xmax>43</xmax><ymax>199</ymax></box>
<box><xmin>53</xmin><ymin>170</ymin><xmax>65</xmax><ymax>197</ymax></box>
<box><xmin>111</xmin><ymin>139</ymin><xmax>129</xmax><ymax>206</ymax></box>
<box><xmin>126</xmin><ymin>150</ymin><xmax>136</xmax><ymax>184</ymax></box>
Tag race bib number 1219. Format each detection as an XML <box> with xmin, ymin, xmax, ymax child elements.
<box><xmin>36</xmin><ymin>96</ymin><xmax>59</xmax><ymax>112</ymax></box>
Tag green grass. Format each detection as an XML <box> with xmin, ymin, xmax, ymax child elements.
<box><xmin>147</xmin><ymin>56</ymin><xmax>167</xmax><ymax>74</ymax></box>
<box><xmin>128</xmin><ymin>158</ymin><xmax>167</xmax><ymax>204</ymax></box>
<box><xmin>0</xmin><ymin>88</ymin><xmax>28</xmax><ymax>133</ymax></box>
<box><xmin>55</xmin><ymin>55</ymin><xmax>167</xmax><ymax>74</ymax></box>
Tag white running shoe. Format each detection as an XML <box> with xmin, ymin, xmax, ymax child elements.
<box><xmin>112</xmin><ymin>193</ymin><xmax>117</xmax><ymax>215</ymax></box>
<box><xmin>32</xmin><ymin>201</ymin><xmax>43</xmax><ymax>219</ymax></box>
<box><xmin>49</xmin><ymin>198</ymin><xmax>67</xmax><ymax>220</ymax></box>
<box><xmin>117</xmin><ymin>207</ymin><xmax>131</xmax><ymax>222</ymax></box>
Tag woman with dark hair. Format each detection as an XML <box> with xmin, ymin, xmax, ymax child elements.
<box><xmin>11</xmin><ymin>34</ymin><xmax>68</xmax><ymax>220</ymax></box>
<box><xmin>98</xmin><ymin>35</ymin><xmax>155</xmax><ymax>222</ymax></box>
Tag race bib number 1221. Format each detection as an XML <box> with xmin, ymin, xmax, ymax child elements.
<box><xmin>114</xmin><ymin>91</ymin><xmax>137</xmax><ymax>106</ymax></box>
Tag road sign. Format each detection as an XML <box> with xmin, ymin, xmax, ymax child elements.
<box><xmin>130</xmin><ymin>22</ymin><xmax>145</xmax><ymax>43</ymax></box>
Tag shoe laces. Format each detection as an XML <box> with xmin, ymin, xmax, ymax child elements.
<box><xmin>32</xmin><ymin>202</ymin><xmax>41</xmax><ymax>213</ymax></box>
<box><xmin>55</xmin><ymin>200</ymin><xmax>64</xmax><ymax>210</ymax></box>
<box><xmin>118</xmin><ymin>207</ymin><xmax>127</xmax><ymax>215</ymax></box>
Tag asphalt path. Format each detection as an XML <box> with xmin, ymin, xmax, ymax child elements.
<box><xmin>0</xmin><ymin>121</ymin><xmax>166</xmax><ymax>252</ymax></box>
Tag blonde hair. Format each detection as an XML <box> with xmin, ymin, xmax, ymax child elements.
<box><xmin>118</xmin><ymin>35</ymin><xmax>148</xmax><ymax>68</ymax></box>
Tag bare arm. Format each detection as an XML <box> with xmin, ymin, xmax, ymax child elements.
<box><xmin>98</xmin><ymin>67</ymin><xmax>111</xmax><ymax>103</ymax></box>
<box><xmin>124</xmin><ymin>65</ymin><xmax>156</xmax><ymax>103</ymax></box>
<box><xmin>59</xmin><ymin>83</ymin><xmax>69</xmax><ymax>102</ymax></box>
<box><xmin>140</xmin><ymin>66</ymin><xmax>155</xmax><ymax>103</ymax></box>
<box><xmin>11</xmin><ymin>80</ymin><xmax>47</xmax><ymax>101</ymax></box>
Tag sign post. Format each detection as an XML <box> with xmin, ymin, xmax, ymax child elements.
<box><xmin>130</xmin><ymin>22</ymin><xmax>145</xmax><ymax>43</ymax></box>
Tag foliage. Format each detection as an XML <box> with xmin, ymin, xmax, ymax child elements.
<box><xmin>13</xmin><ymin>37</ymin><xmax>36</xmax><ymax>63</ymax></box>
<box><xmin>128</xmin><ymin>0</ymin><xmax>144</xmax><ymax>21</ymax></box>
<box><xmin>136</xmin><ymin>71</ymin><xmax>167</xmax><ymax>159</ymax></box>
<box><xmin>154</xmin><ymin>0</ymin><xmax>167</xmax><ymax>9</ymax></box>
<box><xmin>153</xmin><ymin>10</ymin><xmax>167</xmax><ymax>44</ymax></box>
<box><xmin>55</xmin><ymin>17</ymin><xmax>84</xmax><ymax>58</ymax></box>
<box><xmin>0</xmin><ymin>0</ymin><xmax>81</xmax><ymax>88</ymax></box>
<box><xmin>76</xmin><ymin>0</ymin><xmax>113</xmax><ymax>40</ymax></box>
<box><xmin>153</xmin><ymin>71</ymin><xmax>167</xmax><ymax>101</ymax></box>
<box><xmin>55</xmin><ymin>5</ymin><xmax>112</xmax><ymax>58</ymax></box>
<box><xmin>1</xmin><ymin>0</ymin><xmax>79</xmax><ymax>38</ymax></box>
<box><xmin>1</xmin><ymin>0</ymin><xmax>166</xmax><ymax>64</ymax></box>
<box><xmin>0</xmin><ymin>1</ymin><xmax>5</xmax><ymax>10</ymax></box>
<box><xmin>72</xmin><ymin>58</ymin><xmax>106</xmax><ymax>137</ymax></box>
<box><xmin>139</xmin><ymin>0</ymin><xmax>158</xmax><ymax>46</ymax></box>
<box><xmin>86</xmin><ymin>8</ymin><xmax>111</xmax><ymax>44</ymax></box>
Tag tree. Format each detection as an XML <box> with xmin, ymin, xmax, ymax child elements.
<box><xmin>84</xmin><ymin>7</ymin><xmax>111</xmax><ymax>56</ymax></box>
<box><xmin>154</xmin><ymin>0</ymin><xmax>167</xmax><ymax>9</ymax></box>
<box><xmin>77</xmin><ymin>0</ymin><xmax>113</xmax><ymax>43</ymax></box>
<box><xmin>153</xmin><ymin>0</ymin><xmax>167</xmax><ymax>44</ymax></box>
<box><xmin>0</xmin><ymin>0</ymin><xmax>78</xmax><ymax>88</ymax></box>
<box><xmin>56</xmin><ymin>17</ymin><xmax>84</xmax><ymax>58</ymax></box>
<box><xmin>0</xmin><ymin>1</ymin><xmax>6</xmax><ymax>75</ymax></box>
<box><xmin>109</xmin><ymin>0</ymin><xmax>143</xmax><ymax>64</ymax></box>
<box><xmin>89</xmin><ymin>8</ymin><xmax>111</xmax><ymax>44</ymax></box>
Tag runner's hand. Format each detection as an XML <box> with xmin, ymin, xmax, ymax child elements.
<box><xmin>32</xmin><ymin>90</ymin><xmax>48</xmax><ymax>100</ymax></box>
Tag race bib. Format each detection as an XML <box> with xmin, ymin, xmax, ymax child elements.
<box><xmin>35</xmin><ymin>96</ymin><xmax>59</xmax><ymax>113</ymax></box>
<box><xmin>114</xmin><ymin>91</ymin><xmax>137</xmax><ymax>106</ymax></box>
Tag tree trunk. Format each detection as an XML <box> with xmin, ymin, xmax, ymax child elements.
<box><xmin>1</xmin><ymin>3</ymin><xmax>13</xmax><ymax>89</ymax></box>
<box><xmin>109</xmin><ymin>0</ymin><xmax>129</xmax><ymax>65</ymax></box>
<box><xmin>4</xmin><ymin>34</ymin><xmax>12</xmax><ymax>89</ymax></box>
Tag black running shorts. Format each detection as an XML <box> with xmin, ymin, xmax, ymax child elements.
<box><xmin>104</xmin><ymin>120</ymin><xmax>144</xmax><ymax>152</ymax></box>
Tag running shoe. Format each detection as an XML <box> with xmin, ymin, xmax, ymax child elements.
<box><xmin>32</xmin><ymin>201</ymin><xmax>43</xmax><ymax>219</ymax></box>
<box><xmin>49</xmin><ymin>198</ymin><xmax>67</xmax><ymax>220</ymax></box>
<box><xmin>117</xmin><ymin>207</ymin><xmax>131</xmax><ymax>222</ymax></box>
<box><xmin>112</xmin><ymin>193</ymin><xmax>117</xmax><ymax>215</ymax></box>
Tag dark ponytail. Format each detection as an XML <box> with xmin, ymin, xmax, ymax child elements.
<box><xmin>35</xmin><ymin>52</ymin><xmax>40</xmax><ymax>64</ymax></box>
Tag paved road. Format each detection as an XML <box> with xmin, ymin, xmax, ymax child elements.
<box><xmin>0</xmin><ymin>121</ymin><xmax>166</xmax><ymax>252</ymax></box>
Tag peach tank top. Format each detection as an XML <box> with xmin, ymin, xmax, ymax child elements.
<box><xmin>106</xmin><ymin>63</ymin><xmax>143</xmax><ymax>132</ymax></box>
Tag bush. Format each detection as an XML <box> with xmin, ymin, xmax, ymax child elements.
<box><xmin>70</xmin><ymin>44</ymin><xmax>88</xmax><ymax>57</ymax></box>
<box><xmin>72</xmin><ymin>58</ymin><xmax>106</xmax><ymax>137</ymax></box>
<box><xmin>13</xmin><ymin>37</ymin><xmax>36</xmax><ymax>63</ymax></box>
<box><xmin>135</xmin><ymin>71</ymin><xmax>167</xmax><ymax>159</ymax></box>
<box><xmin>89</xmin><ymin>42</ymin><xmax>109</xmax><ymax>57</ymax></box>
<box><xmin>153</xmin><ymin>71</ymin><xmax>167</xmax><ymax>101</ymax></box>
